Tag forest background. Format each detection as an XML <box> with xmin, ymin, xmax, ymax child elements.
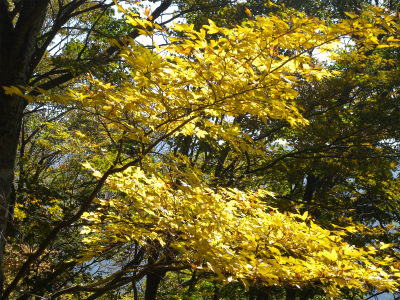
<box><xmin>2</xmin><ymin>0</ymin><xmax>400</xmax><ymax>299</ymax></box>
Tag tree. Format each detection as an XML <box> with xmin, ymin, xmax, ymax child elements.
<box><xmin>4</xmin><ymin>7</ymin><xmax>400</xmax><ymax>299</ymax></box>
<box><xmin>182</xmin><ymin>2</ymin><xmax>400</xmax><ymax>298</ymax></box>
<box><xmin>0</xmin><ymin>0</ymin><xmax>246</xmax><ymax>294</ymax></box>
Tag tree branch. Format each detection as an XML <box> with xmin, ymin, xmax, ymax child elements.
<box><xmin>31</xmin><ymin>0</ymin><xmax>172</xmax><ymax>94</ymax></box>
<box><xmin>2</xmin><ymin>113</ymin><xmax>196</xmax><ymax>299</ymax></box>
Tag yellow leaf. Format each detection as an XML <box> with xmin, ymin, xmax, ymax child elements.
<box><xmin>345</xmin><ymin>12</ymin><xmax>358</xmax><ymax>19</ymax></box>
<box><xmin>245</xmin><ymin>7</ymin><xmax>252</xmax><ymax>18</ymax></box>
<box><xmin>323</xmin><ymin>249</ymin><xmax>338</xmax><ymax>261</ymax></box>
<box><xmin>3</xmin><ymin>85</ymin><xmax>23</xmax><ymax>96</ymax></box>
<box><xmin>204</xmin><ymin>19</ymin><xmax>219</xmax><ymax>34</ymax></box>
<box><xmin>82</xmin><ymin>161</ymin><xmax>92</xmax><ymax>169</ymax></box>
<box><xmin>379</xmin><ymin>243</ymin><xmax>394</xmax><ymax>250</ymax></box>
<box><xmin>144</xmin><ymin>7</ymin><xmax>151</xmax><ymax>17</ymax></box>
<box><xmin>195</xmin><ymin>129</ymin><xmax>208</xmax><ymax>139</ymax></box>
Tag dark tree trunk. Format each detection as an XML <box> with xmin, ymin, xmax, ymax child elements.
<box><xmin>144</xmin><ymin>269</ymin><xmax>168</xmax><ymax>300</ymax></box>
<box><xmin>144</xmin><ymin>245</ymin><xmax>169</xmax><ymax>300</ymax></box>
<box><xmin>257</xmin><ymin>288</ymin><xmax>270</xmax><ymax>300</ymax></box>
<box><xmin>302</xmin><ymin>174</ymin><xmax>317</xmax><ymax>204</ymax></box>
<box><xmin>0</xmin><ymin>0</ymin><xmax>50</xmax><ymax>294</ymax></box>
<box><xmin>0</xmin><ymin>93</ymin><xmax>26</xmax><ymax>294</ymax></box>
<box><xmin>286</xmin><ymin>287</ymin><xmax>296</xmax><ymax>300</ymax></box>
<box><xmin>144</xmin><ymin>240</ymin><xmax>172</xmax><ymax>300</ymax></box>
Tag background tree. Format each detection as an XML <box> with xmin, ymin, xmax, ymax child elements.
<box><xmin>0</xmin><ymin>0</ymin><xmax>240</xmax><ymax>294</ymax></box>
<box><xmin>182</xmin><ymin>1</ymin><xmax>400</xmax><ymax>299</ymax></box>
<box><xmin>3</xmin><ymin>1</ymin><xmax>400</xmax><ymax>300</ymax></box>
<box><xmin>5</xmin><ymin>7</ymin><xmax>400</xmax><ymax>299</ymax></box>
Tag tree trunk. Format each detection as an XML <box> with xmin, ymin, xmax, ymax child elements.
<box><xmin>0</xmin><ymin>93</ymin><xmax>26</xmax><ymax>294</ymax></box>
<box><xmin>144</xmin><ymin>269</ymin><xmax>168</xmax><ymax>300</ymax></box>
<box><xmin>286</xmin><ymin>287</ymin><xmax>296</xmax><ymax>300</ymax></box>
<box><xmin>0</xmin><ymin>0</ymin><xmax>50</xmax><ymax>294</ymax></box>
<box><xmin>256</xmin><ymin>288</ymin><xmax>270</xmax><ymax>300</ymax></box>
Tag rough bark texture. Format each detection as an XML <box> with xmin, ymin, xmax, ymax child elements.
<box><xmin>0</xmin><ymin>94</ymin><xmax>26</xmax><ymax>293</ymax></box>
<box><xmin>0</xmin><ymin>0</ymin><xmax>50</xmax><ymax>294</ymax></box>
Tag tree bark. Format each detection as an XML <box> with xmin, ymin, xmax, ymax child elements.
<box><xmin>144</xmin><ymin>245</ymin><xmax>169</xmax><ymax>300</ymax></box>
<box><xmin>144</xmin><ymin>268</ymin><xmax>168</xmax><ymax>300</ymax></box>
<box><xmin>0</xmin><ymin>94</ymin><xmax>26</xmax><ymax>295</ymax></box>
<box><xmin>0</xmin><ymin>0</ymin><xmax>50</xmax><ymax>294</ymax></box>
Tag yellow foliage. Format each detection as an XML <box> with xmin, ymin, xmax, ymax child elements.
<box><xmin>6</xmin><ymin>5</ymin><xmax>400</xmax><ymax>297</ymax></box>
<box><xmin>68</xmin><ymin>8</ymin><xmax>400</xmax><ymax>296</ymax></box>
<box><xmin>80</xmin><ymin>166</ymin><xmax>397</xmax><ymax>296</ymax></box>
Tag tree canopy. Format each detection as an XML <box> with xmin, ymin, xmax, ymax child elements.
<box><xmin>2</xmin><ymin>1</ymin><xmax>400</xmax><ymax>300</ymax></box>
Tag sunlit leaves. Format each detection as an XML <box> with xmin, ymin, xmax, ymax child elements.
<box><xmin>59</xmin><ymin>8</ymin><xmax>400</xmax><ymax>297</ymax></box>
<box><xmin>5</xmin><ymin>5</ymin><xmax>400</xmax><ymax>298</ymax></box>
<box><xmin>80</xmin><ymin>166</ymin><xmax>398</xmax><ymax>296</ymax></box>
